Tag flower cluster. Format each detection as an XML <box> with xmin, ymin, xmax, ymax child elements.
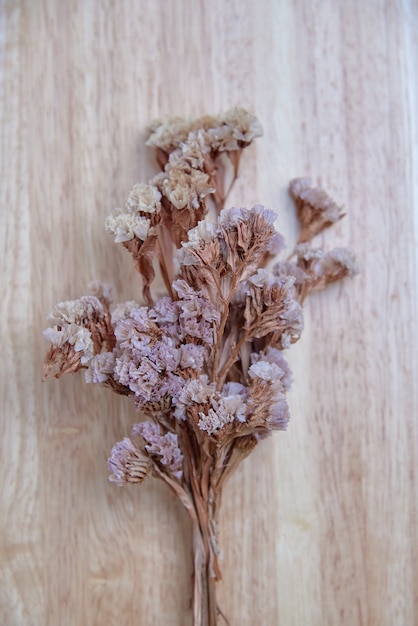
<box><xmin>105</xmin><ymin>108</ymin><xmax>263</xmax><ymax>305</ymax></box>
<box><xmin>44</xmin><ymin>202</ymin><xmax>355</xmax><ymax>479</ymax></box>
<box><xmin>107</xmin><ymin>438</ymin><xmax>151</xmax><ymax>486</ymax></box>
<box><xmin>43</xmin><ymin>109</ymin><xmax>358</xmax><ymax>485</ymax></box>
<box><xmin>146</xmin><ymin>107</ymin><xmax>262</xmax><ymax>165</ymax></box>
<box><xmin>111</xmin><ymin>290</ymin><xmax>215</xmax><ymax>410</ymax></box>
<box><xmin>289</xmin><ymin>177</ymin><xmax>346</xmax><ymax>243</ymax></box>
<box><xmin>43</xmin><ymin>109</ymin><xmax>358</xmax><ymax>623</ymax></box>
<box><xmin>105</xmin><ymin>183</ymin><xmax>161</xmax><ymax>244</ymax></box>
<box><xmin>43</xmin><ymin>284</ymin><xmax>115</xmax><ymax>379</ymax></box>
<box><xmin>132</xmin><ymin>421</ymin><xmax>183</xmax><ymax>479</ymax></box>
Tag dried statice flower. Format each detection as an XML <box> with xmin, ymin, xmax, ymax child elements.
<box><xmin>132</xmin><ymin>421</ymin><xmax>183</xmax><ymax>479</ymax></box>
<box><xmin>160</xmin><ymin>164</ymin><xmax>214</xmax><ymax>211</ymax></box>
<box><xmin>318</xmin><ymin>247</ymin><xmax>359</xmax><ymax>281</ymax></box>
<box><xmin>291</xmin><ymin>243</ymin><xmax>359</xmax><ymax>302</ymax></box>
<box><xmin>174</xmin><ymin>375</ymin><xmax>217</xmax><ymax>421</ymax></box>
<box><xmin>295</xmin><ymin>242</ymin><xmax>324</xmax><ymax>262</ymax></box>
<box><xmin>147</xmin><ymin>107</ymin><xmax>262</xmax><ymax>212</ymax></box>
<box><xmin>85</xmin><ymin>351</ymin><xmax>116</xmax><ymax>384</ymax></box>
<box><xmin>198</xmin><ymin>383</ymin><xmax>249</xmax><ymax>435</ymax></box>
<box><xmin>111</xmin><ymin>300</ymin><xmax>139</xmax><ymax>324</ymax></box>
<box><xmin>126</xmin><ymin>183</ymin><xmax>161</xmax><ymax>213</ymax></box>
<box><xmin>146</xmin><ymin>107</ymin><xmax>262</xmax><ymax>158</ymax></box>
<box><xmin>108</xmin><ymin>438</ymin><xmax>152</xmax><ymax>486</ymax></box>
<box><xmin>145</xmin><ymin>115</ymin><xmax>198</xmax><ymax>157</ymax></box>
<box><xmin>273</xmin><ymin>260</ymin><xmax>307</xmax><ymax>285</ymax></box>
<box><xmin>215</xmin><ymin>106</ymin><xmax>263</xmax><ymax>148</ymax></box>
<box><xmin>248</xmin><ymin>359</ymin><xmax>290</xmax><ymax>432</ymax></box>
<box><xmin>243</xmin><ymin>270</ymin><xmax>304</xmax><ymax>348</ymax></box>
<box><xmin>251</xmin><ymin>346</ymin><xmax>293</xmax><ymax>391</ymax></box>
<box><xmin>105</xmin><ymin>210</ymin><xmax>151</xmax><ymax>243</ymax></box>
<box><xmin>290</xmin><ymin>177</ymin><xmax>346</xmax><ymax>243</ymax></box>
<box><xmin>43</xmin><ymin>291</ymin><xmax>115</xmax><ymax>379</ymax></box>
<box><xmin>43</xmin><ymin>109</ymin><xmax>358</xmax><ymax>626</ymax></box>
<box><xmin>169</xmin><ymin>130</ymin><xmax>212</xmax><ymax>172</ymax></box>
<box><xmin>106</xmin><ymin>184</ymin><xmax>159</xmax><ymax>243</ymax></box>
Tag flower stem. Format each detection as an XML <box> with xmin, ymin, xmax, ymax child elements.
<box><xmin>192</xmin><ymin>519</ymin><xmax>218</xmax><ymax>625</ymax></box>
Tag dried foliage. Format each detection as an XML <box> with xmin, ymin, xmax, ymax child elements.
<box><xmin>43</xmin><ymin>108</ymin><xmax>357</xmax><ymax>626</ymax></box>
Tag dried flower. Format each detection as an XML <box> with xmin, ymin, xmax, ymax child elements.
<box><xmin>160</xmin><ymin>165</ymin><xmax>214</xmax><ymax>211</ymax></box>
<box><xmin>108</xmin><ymin>438</ymin><xmax>152</xmax><ymax>486</ymax></box>
<box><xmin>126</xmin><ymin>183</ymin><xmax>161</xmax><ymax>214</ymax></box>
<box><xmin>146</xmin><ymin>107</ymin><xmax>262</xmax><ymax>157</ymax></box>
<box><xmin>318</xmin><ymin>247</ymin><xmax>359</xmax><ymax>281</ymax></box>
<box><xmin>43</xmin><ymin>109</ymin><xmax>358</xmax><ymax>626</ymax></box>
<box><xmin>145</xmin><ymin>116</ymin><xmax>197</xmax><ymax>155</ymax></box>
<box><xmin>290</xmin><ymin>177</ymin><xmax>346</xmax><ymax>243</ymax></box>
<box><xmin>43</xmin><ymin>291</ymin><xmax>115</xmax><ymax>379</ymax></box>
<box><xmin>105</xmin><ymin>210</ymin><xmax>151</xmax><ymax>243</ymax></box>
<box><xmin>243</xmin><ymin>272</ymin><xmax>304</xmax><ymax>348</ymax></box>
<box><xmin>292</xmin><ymin>243</ymin><xmax>359</xmax><ymax>301</ymax></box>
<box><xmin>85</xmin><ymin>351</ymin><xmax>116</xmax><ymax>383</ymax></box>
<box><xmin>132</xmin><ymin>421</ymin><xmax>183</xmax><ymax>479</ymax></box>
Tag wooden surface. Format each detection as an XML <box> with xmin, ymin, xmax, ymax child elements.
<box><xmin>1</xmin><ymin>1</ymin><xmax>417</xmax><ymax>624</ymax></box>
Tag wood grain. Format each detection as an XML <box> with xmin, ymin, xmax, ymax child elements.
<box><xmin>1</xmin><ymin>1</ymin><xmax>417</xmax><ymax>624</ymax></box>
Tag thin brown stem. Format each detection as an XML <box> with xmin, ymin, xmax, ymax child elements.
<box><xmin>156</xmin><ymin>235</ymin><xmax>174</xmax><ymax>298</ymax></box>
<box><xmin>189</xmin><ymin>464</ymin><xmax>221</xmax><ymax>625</ymax></box>
<box><xmin>216</xmin><ymin>329</ymin><xmax>250</xmax><ymax>389</ymax></box>
<box><xmin>192</xmin><ymin>520</ymin><xmax>206</xmax><ymax>626</ymax></box>
<box><xmin>211</xmin><ymin>274</ymin><xmax>240</xmax><ymax>385</ymax></box>
<box><xmin>222</xmin><ymin>168</ymin><xmax>239</xmax><ymax>209</ymax></box>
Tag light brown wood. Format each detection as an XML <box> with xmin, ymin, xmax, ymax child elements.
<box><xmin>1</xmin><ymin>1</ymin><xmax>417</xmax><ymax>624</ymax></box>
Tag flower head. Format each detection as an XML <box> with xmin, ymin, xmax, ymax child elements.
<box><xmin>290</xmin><ymin>177</ymin><xmax>345</xmax><ymax>243</ymax></box>
<box><xmin>43</xmin><ymin>292</ymin><xmax>115</xmax><ymax>379</ymax></box>
<box><xmin>126</xmin><ymin>183</ymin><xmax>161</xmax><ymax>214</ymax></box>
<box><xmin>108</xmin><ymin>438</ymin><xmax>151</xmax><ymax>486</ymax></box>
<box><xmin>105</xmin><ymin>211</ymin><xmax>151</xmax><ymax>243</ymax></box>
<box><xmin>132</xmin><ymin>421</ymin><xmax>183</xmax><ymax>479</ymax></box>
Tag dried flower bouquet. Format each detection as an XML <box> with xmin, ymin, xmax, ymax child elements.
<box><xmin>43</xmin><ymin>108</ymin><xmax>357</xmax><ymax>626</ymax></box>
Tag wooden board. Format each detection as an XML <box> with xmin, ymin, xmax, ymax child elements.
<box><xmin>1</xmin><ymin>1</ymin><xmax>417</xmax><ymax>624</ymax></box>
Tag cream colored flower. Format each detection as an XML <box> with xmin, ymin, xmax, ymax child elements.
<box><xmin>126</xmin><ymin>183</ymin><xmax>161</xmax><ymax>214</ymax></box>
<box><xmin>162</xmin><ymin>166</ymin><xmax>214</xmax><ymax>210</ymax></box>
<box><xmin>105</xmin><ymin>212</ymin><xmax>150</xmax><ymax>243</ymax></box>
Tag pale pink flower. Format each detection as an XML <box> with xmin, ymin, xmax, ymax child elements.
<box><xmin>132</xmin><ymin>421</ymin><xmax>183</xmax><ymax>479</ymax></box>
<box><xmin>108</xmin><ymin>438</ymin><xmax>151</xmax><ymax>486</ymax></box>
<box><xmin>85</xmin><ymin>351</ymin><xmax>116</xmax><ymax>383</ymax></box>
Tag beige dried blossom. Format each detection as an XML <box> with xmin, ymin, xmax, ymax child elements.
<box><xmin>161</xmin><ymin>165</ymin><xmax>214</xmax><ymax>211</ymax></box>
<box><xmin>216</xmin><ymin>107</ymin><xmax>263</xmax><ymax>147</ymax></box>
<box><xmin>48</xmin><ymin>295</ymin><xmax>104</xmax><ymax>325</ymax></box>
<box><xmin>145</xmin><ymin>116</ymin><xmax>196</xmax><ymax>154</ymax></box>
<box><xmin>292</xmin><ymin>243</ymin><xmax>359</xmax><ymax>302</ymax></box>
<box><xmin>146</xmin><ymin>107</ymin><xmax>262</xmax><ymax>206</ymax></box>
<box><xmin>110</xmin><ymin>300</ymin><xmax>139</xmax><ymax>324</ymax></box>
<box><xmin>43</xmin><ymin>293</ymin><xmax>115</xmax><ymax>379</ymax></box>
<box><xmin>294</xmin><ymin>243</ymin><xmax>324</xmax><ymax>262</ymax></box>
<box><xmin>319</xmin><ymin>247</ymin><xmax>359</xmax><ymax>281</ymax></box>
<box><xmin>105</xmin><ymin>211</ymin><xmax>151</xmax><ymax>243</ymax></box>
<box><xmin>290</xmin><ymin>177</ymin><xmax>346</xmax><ymax>243</ymax></box>
<box><xmin>169</xmin><ymin>129</ymin><xmax>211</xmax><ymax>170</ymax></box>
<box><xmin>126</xmin><ymin>183</ymin><xmax>161</xmax><ymax>214</ymax></box>
<box><xmin>145</xmin><ymin>107</ymin><xmax>261</xmax><ymax>156</ymax></box>
<box><xmin>85</xmin><ymin>351</ymin><xmax>116</xmax><ymax>384</ymax></box>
